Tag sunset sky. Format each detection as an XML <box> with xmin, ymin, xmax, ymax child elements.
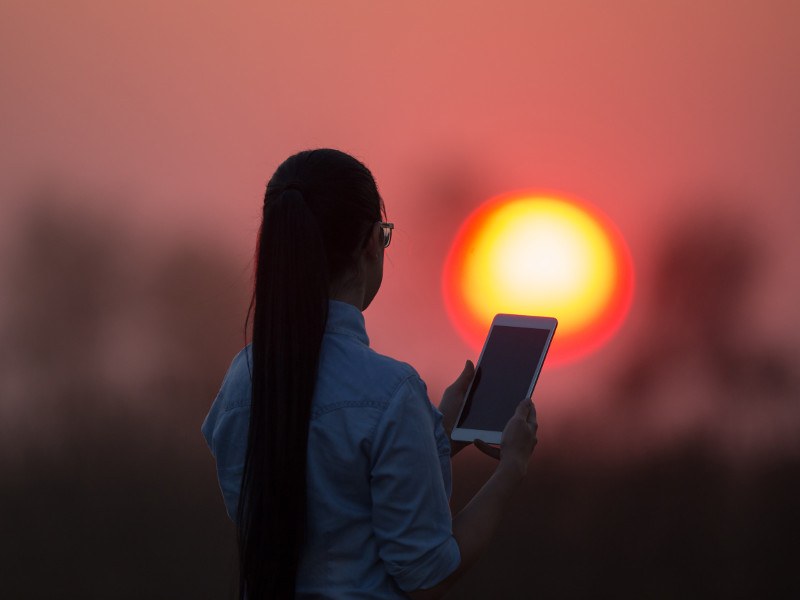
<box><xmin>3</xmin><ymin>0</ymin><xmax>799</xmax><ymax>431</ymax></box>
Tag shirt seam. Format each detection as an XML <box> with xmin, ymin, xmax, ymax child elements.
<box><xmin>311</xmin><ymin>399</ymin><xmax>389</xmax><ymax>419</ymax></box>
<box><xmin>221</xmin><ymin>397</ymin><xmax>250</xmax><ymax>411</ymax></box>
<box><xmin>364</xmin><ymin>373</ymin><xmax>423</xmax><ymax>455</ymax></box>
<box><xmin>326</xmin><ymin>326</ymin><xmax>369</xmax><ymax>345</ymax></box>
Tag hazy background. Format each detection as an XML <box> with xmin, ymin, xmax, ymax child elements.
<box><xmin>2</xmin><ymin>1</ymin><xmax>799</xmax><ymax>598</ymax></box>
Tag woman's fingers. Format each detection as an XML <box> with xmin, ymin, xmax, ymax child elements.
<box><xmin>473</xmin><ymin>439</ymin><xmax>502</xmax><ymax>460</ymax></box>
<box><xmin>456</xmin><ymin>360</ymin><xmax>475</xmax><ymax>390</ymax></box>
<box><xmin>440</xmin><ymin>360</ymin><xmax>475</xmax><ymax>435</ymax></box>
<box><xmin>526</xmin><ymin>400</ymin><xmax>538</xmax><ymax>444</ymax></box>
<box><xmin>445</xmin><ymin>360</ymin><xmax>474</xmax><ymax>398</ymax></box>
<box><xmin>473</xmin><ymin>399</ymin><xmax>538</xmax><ymax>462</ymax></box>
<box><xmin>514</xmin><ymin>397</ymin><xmax>532</xmax><ymax>420</ymax></box>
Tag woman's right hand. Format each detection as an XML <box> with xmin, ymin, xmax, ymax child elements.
<box><xmin>474</xmin><ymin>398</ymin><xmax>538</xmax><ymax>477</ymax></box>
<box><xmin>412</xmin><ymin>399</ymin><xmax>538</xmax><ymax>600</ymax></box>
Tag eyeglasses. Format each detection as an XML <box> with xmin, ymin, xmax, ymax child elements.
<box><xmin>379</xmin><ymin>222</ymin><xmax>394</xmax><ymax>249</ymax></box>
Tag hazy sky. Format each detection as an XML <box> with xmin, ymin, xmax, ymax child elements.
<box><xmin>3</xmin><ymin>11</ymin><xmax>799</xmax><ymax>595</ymax></box>
<box><xmin>3</xmin><ymin>0</ymin><xmax>799</xmax><ymax>408</ymax></box>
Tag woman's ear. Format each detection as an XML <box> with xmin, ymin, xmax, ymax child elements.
<box><xmin>363</xmin><ymin>222</ymin><xmax>382</xmax><ymax>260</ymax></box>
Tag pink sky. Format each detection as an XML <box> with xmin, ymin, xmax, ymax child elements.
<box><xmin>2</xmin><ymin>1</ymin><xmax>799</xmax><ymax>433</ymax></box>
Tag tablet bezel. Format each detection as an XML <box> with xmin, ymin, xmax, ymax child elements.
<box><xmin>450</xmin><ymin>314</ymin><xmax>557</xmax><ymax>446</ymax></box>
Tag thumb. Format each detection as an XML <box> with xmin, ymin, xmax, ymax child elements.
<box><xmin>448</xmin><ymin>360</ymin><xmax>474</xmax><ymax>393</ymax></box>
<box><xmin>514</xmin><ymin>397</ymin><xmax>532</xmax><ymax>419</ymax></box>
<box><xmin>457</xmin><ymin>360</ymin><xmax>475</xmax><ymax>385</ymax></box>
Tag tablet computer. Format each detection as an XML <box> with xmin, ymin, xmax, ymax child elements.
<box><xmin>451</xmin><ymin>314</ymin><xmax>557</xmax><ymax>445</ymax></box>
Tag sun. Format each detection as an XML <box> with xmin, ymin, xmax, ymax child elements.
<box><xmin>442</xmin><ymin>192</ymin><xmax>634</xmax><ymax>366</ymax></box>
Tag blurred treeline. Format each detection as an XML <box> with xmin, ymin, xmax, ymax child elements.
<box><xmin>1</xmin><ymin>193</ymin><xmax>798</xmax><ymax>598</ymax></box>
<box><xmin>0</xmin><ymin>195</ymin><xmax>245</xmax><ymax>598</ymax></box>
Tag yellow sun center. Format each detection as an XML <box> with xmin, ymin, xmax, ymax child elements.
<box><xmin>443</xmin><ymin>192</ymin><xmax>634</xmax><ymax>365</ymax></box>
<box><xmin>460</xmin><ymin>198</ymin><xmax>616</xmax><ymax>338</ymax></box>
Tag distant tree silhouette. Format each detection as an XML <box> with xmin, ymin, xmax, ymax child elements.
<box><xmin>599</xmin><ymin>207</ymin><xmax>800</xmax><ymax>459</ymax></box>
<box><xmin>0</xmin><ymin>192</ymin><xmax>246</xmax><ymax>598</ymax></box>
<box><xmin>1</xmin><ymin>194</ymin><xmax>797</xmax><ymax>599</ymax></box>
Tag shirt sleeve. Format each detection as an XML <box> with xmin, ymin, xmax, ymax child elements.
<box><xmin>201</xmin><ymin>400</ymin><xmax>249</xmax><ymax>522</ymax></box>
<box><xmin>369</xmin><ymin>374</ymin><xmax>461</xmax><ymax>592</ymax></box>
<box><xmin>200</xmin><ymin>347</ymin><xmax>253</xmax><ymax>522</ymax></box>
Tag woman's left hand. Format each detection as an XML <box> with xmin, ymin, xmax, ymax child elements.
<box><xmin>439</xmin><ymin>360</ymin><xmax>475</xmax><ymax>456</ymax></box>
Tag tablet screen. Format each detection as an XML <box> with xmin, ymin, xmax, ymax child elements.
<box><xmin>456</xmin><ymin>325</ymin><xmax>551</xmax><ymax>432</ymax></box>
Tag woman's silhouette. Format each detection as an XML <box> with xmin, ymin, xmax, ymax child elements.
<box><xmin>202</xmin><ymin>149</ymin><xmax>537</xmax><ymax>599</ymax></box>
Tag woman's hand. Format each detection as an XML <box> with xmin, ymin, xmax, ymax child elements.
<box><xmin>439</xmin><ymin>361</ymin><xmax>474</xmax><ymax>456</ymax></box>
<box><xmin>474</xmin><ymin>398</ymin><xmax>538</xmax><ymax>477</ymax></box>
<box><xmin>409</xmin><ymin>398</ymin><xmax>539</xmax><ymax>600</ymax></box>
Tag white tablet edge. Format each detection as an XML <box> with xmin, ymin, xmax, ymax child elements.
<box><xmin>451</xmin><ymin>427</ymin><xmax>502</xmax><ymax>445</ymax></box>
<box><xmin>450</xmin><ymin>314</ymin><xmax>557</xmax><ymax>446</ymax></box>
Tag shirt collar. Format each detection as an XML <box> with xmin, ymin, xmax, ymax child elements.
<box><xmin>326</xmin><ymin>300</ymin><xmax>370</xmax><ymax>346</ymax></box>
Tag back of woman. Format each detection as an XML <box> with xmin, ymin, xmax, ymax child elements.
<box><xmin>299</xmin><ymin>299</ymin><xmax>458</xmax><ymax>596</ymax></box>
<box><xmin>202</xmin><ymin>149</ymin><xmax>539</xmax><ymax>599</ymax></box>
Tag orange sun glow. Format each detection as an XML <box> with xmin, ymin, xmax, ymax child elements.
<box><xmin>442</xmin><ymin>192</ymin><xmax>634</xmax><ymax>366</ymax></box>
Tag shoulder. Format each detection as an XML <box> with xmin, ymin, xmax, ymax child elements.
<box><xmin>200</xmin><ymin>346</ymin><xmax>252</xmax><ymax>461</ymax></box>
<box><xmin>211</xmin><ymin>345</ymin><xmax>253</xmax><ymax>412</ymax></box>
<box><xmin>367</xmin><ymin>349</ymin><xmax>425</xmax><ymax>395</ymax></box>
<box><xmin>318</xmin><ymin>332</ymin><xmax>427</xmax><ymax>398</ymax></box>
<box><xmin>312</xmin><ymin>342</ymin><xmax>434</xmax><ymax>440</ymax></box>
<box><xmin>361</xmin><ymin>351</ymin><xmax>438</xmax><ymax>437</ymax></box>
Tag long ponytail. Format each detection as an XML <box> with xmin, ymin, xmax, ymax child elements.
<box><xmin>237</xmin><ymin>150</ymin><xmax>383</xmax><ymax>599</ymax></box>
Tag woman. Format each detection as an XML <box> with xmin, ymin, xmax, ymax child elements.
<box><xmin>202</xmin><ymin>149</ymin><xmax>537</xmax><ymax>599</ymax></box>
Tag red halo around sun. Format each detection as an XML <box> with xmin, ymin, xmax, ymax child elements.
<box><xmin>442</xmin><ymin>191</ymin><xmax>634</xmax><ymax>366</ymax></box>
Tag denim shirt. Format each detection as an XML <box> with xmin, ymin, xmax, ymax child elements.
<box><xmin>201</xmin><ymin>301</ymin><xmax>460</xmax><ymax>596</ymax></box>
